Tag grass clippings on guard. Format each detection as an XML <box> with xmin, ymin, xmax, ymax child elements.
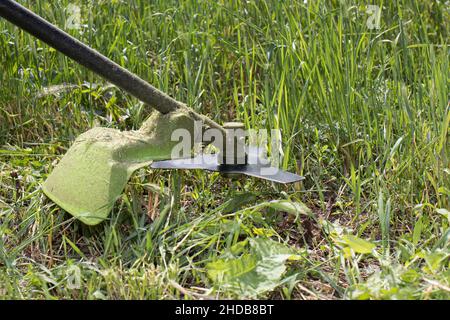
<box><xmin>43</xmin><ymin>109</ymin><xmax>196</xmax><ymax>225</ymax></box>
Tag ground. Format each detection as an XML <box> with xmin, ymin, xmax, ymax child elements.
<box><xmin>0</xmin><ymin>0</ymin><xmax>449</xmax><ymax>299</ymax></box>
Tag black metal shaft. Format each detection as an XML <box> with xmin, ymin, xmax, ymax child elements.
<box><xmin>0</xmin><ymin>0</ymin><xmax>182</xmax><ymax>114</ymax></box>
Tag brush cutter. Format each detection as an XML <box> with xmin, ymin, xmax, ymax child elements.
<box><xmin>0</xmin><ymin>0</ymin><xmax>303</xmax><ymax>225</ymax></box>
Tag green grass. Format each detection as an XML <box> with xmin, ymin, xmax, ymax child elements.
<box><xmin>0</xmin><ymin>0</ymin><xmax>449</xmax><ymax>299</ymax></box>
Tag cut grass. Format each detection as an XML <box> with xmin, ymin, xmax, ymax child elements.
<box><xmin>0</xmin><ymin>0</ymin><xmax>449</xmax><ymax>299</ymax></box>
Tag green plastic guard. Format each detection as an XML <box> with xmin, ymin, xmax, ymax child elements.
<box><xmin>42</xmin><ymin>109</ymin><xmax>197</xmax><ymax>225</ymax></box>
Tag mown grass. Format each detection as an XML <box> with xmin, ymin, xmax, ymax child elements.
<box><xmin>0</xmin><ymin>0</ymin><xmax>449</xmax><ymax>299</ymax></box>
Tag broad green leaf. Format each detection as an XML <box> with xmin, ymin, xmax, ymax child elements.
<box><xmin>206</xmin><ymin>238</ymin><xmax>303</xmax><ymax>297</ymax></box>
<box><xmin>207</xmin><ymin>254</ymin><xmax>257</xmax><ymax>283</ymax></box>
<box><xmin>265</xmin><ymin>200</ymin><xmax>312</xmax><ymax>216</ymax></box>
<box><xmin>342</xmin><ymin>235</ymin><xmax>375</xmax><ymax>254</ymax></box>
